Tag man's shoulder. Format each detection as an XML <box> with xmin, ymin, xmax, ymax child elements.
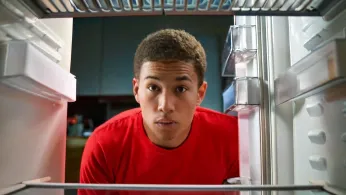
<box><xmin>81</xmin><ymin>108</ymin><xmax>142</xmax><ymax>177</ymax></box>
<box><xmin>195</xmin><ymin>106</ymin><xmax>237</xmax><ymax>125</ymax></box>
<box><xmin>92</xmin><ymin>107</ymin><xmax>141</xmax><ymax>138</ymax></box>
<box><xmin>195</xmin><ymin>107</ymin><xmax>238</xmax><ymax>136</ymax></box>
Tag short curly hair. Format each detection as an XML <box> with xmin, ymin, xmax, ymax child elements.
<box><xmin>134</xmin><ymin>29</ymin><xmax>207</xmax><ymax>87</ymax></box>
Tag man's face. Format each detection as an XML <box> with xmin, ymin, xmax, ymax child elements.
<box><xmin>133</xmin><ymin>61</ymin><xmax>207</xmax><ymax>148</ymax></box>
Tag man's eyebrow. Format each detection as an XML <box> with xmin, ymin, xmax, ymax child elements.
<box><xmin>144</xmin><ymin>75</ymin><xmax>192</xmax><ymax>82</ymax></box>
<box><xmin>144</xmin><ymin>76</ymin><xmax>160</xmax><ymax>80</ymax></box>
<box><xmin>176</xmin><ymin>75</ymin><xmax>192</xmax><ymax>82</ymax></box>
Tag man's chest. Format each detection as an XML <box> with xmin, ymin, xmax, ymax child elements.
<box><xmin>113</xmin><ymin>144</ymin><xmax>228</xmax><ymax>184</ymax></box>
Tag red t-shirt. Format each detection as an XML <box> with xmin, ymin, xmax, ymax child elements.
<box><xmin>79</xmin><ymin>107</ymin><xmax>239</xmax><ymax>194</ymax></box>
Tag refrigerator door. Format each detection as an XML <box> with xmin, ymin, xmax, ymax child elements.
<box><xmin>222</xmin><ymin>16</ymin><xmax>266</xmax><ymax>188</ymax></box>
<box><xmin>271</xmin><ymin>5</ymin><xmax>346</xmax><ymax>191</ymax></box>
<box><xmin>0</xmin><ymin>1</ymin><xmax>74</xmax><ymax>192</ymax></box>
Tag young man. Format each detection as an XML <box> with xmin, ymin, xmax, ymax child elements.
<box><xmin>79</xmin><ymin>29</ymin><xmax>239</xmax><ymax>191</ymax></box>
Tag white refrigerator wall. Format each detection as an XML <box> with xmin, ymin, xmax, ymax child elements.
<box><xmin>288</xmin><ymin>13</ymin><xmax>346</xmax><ymax>188</ymax></box>
<box><xmin>0</xmin><ymin>18</ymin><xmax>73</xmax><ymax>188</ymax></box>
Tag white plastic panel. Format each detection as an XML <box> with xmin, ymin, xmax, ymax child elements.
<box><xmin>293</xmin><ymin>92</ymin><xmax>346</xmax><ymax>188</ymax></box>
<box><xmin>40</xmin><ymin>18</ymin><xmax>73</xmax><ymax>72</ymax></box>
<box><xmin>0</xmin><ymin>41</ymin><xmax>76</xmax><ymax>103</ymax></box>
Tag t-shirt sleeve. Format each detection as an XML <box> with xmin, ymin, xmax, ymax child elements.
<box><xmin>78</xmin><ymin>133</ymin><xmax>114</xmax><ymax>195</ymax></box>
<box><xmin>226</xmin><ymin>117</ymin><xmax>240</xmax><ymax>179</ymax></box>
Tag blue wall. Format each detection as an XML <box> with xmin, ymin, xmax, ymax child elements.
<box><xmin>71</xmin><ymin>16</ymin><xmax>233</xmax><ymax>111</ymax></box>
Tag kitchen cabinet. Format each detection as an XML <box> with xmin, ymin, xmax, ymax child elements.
<box><xmin>72</xmin><ymin>17</ymin><xmax>231</xmax><ymax>111</ymax></box>
<box><xmin>100</xmin><ymin>18</ymin><xmax>147</xmax><ymax>95</ymax></box>
<box><xmin>70</xmin><ymin>18</ymin><xmax>103</xmax><ymax>95</ymax></box>
<box><xmin>197</xmin><ymin>36</ymin><xmax>222</xmax><ymax>111</ymax></box>
<box><xmin>65</xmin><ymin>137</ymin><xmax>87</xmax><ymax>183</ymax></box>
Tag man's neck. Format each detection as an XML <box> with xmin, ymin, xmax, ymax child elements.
<box><xmin>144</xmin><ymin>124</ymin><xmax>192</xmax><ymax>149</ymax></box>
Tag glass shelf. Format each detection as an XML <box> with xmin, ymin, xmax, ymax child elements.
<box><xmin>274</xmin><ymin>39</ymin><xmax>346</xmax><ymax>105</ymax></box>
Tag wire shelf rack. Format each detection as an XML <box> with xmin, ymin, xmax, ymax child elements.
<box><xmin>19</xmin><ymin>0</ymin><xmax>338</xmax><ymax>17</ymax></box>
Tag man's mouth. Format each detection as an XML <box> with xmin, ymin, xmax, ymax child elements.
<box><xmin>155</xmin><ymin>119</ymin><xmax>177</xmax><ymax>126</ymax></box>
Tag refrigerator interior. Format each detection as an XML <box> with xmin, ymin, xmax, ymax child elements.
<box><xmin>0</xmin><ymin>17</ymin><xmax>73</xmax><ymax>190</ymax></box>
<box><xmin>1</xmin><ymin>0</ymin><xmax>346</xmax><ymax>195</ymax></box>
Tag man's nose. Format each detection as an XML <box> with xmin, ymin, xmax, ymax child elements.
<box><xmin>158</xmin><ymin>91</ymin><xmax>175</xmax><ymax>114</ymax></box>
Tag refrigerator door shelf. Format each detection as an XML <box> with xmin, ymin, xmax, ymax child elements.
<box><xmin>222</xmin><ymin>25</ymin><xmax>257</xmax><ymax>77</ymax></box>
<box><xmin>275</xmin><ymin>39</ymin><xmax>346</xmax><ymax>105</ymax></box>
<box><xmin>0</xmin><ymin>41</ymin><xmax>76</xmax><ymax>103</ymax></box>
<box><xmin>225</xmin><ymin>77</ymin><xmax>261</xmax><ymax>113</ymax></box>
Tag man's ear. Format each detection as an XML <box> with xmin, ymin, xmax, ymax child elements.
<box><xmin>132</xmin><ymin>78</ymin><xmax>140</xmax><ymax>104</ymax></box>
<box><xmin>197</xmin><ymin>81</ymin><xmax>207</xmax><ymax>106</ymax></box>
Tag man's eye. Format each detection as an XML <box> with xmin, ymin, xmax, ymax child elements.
<box><xmin>176</xmin><ymin>86</ymin><xmax>187</xmax><ymax>93</ymax></box>
<box><xmin>148</xmin><ymin>85</ymin><xmax>159</xmax><ymax>91</ymax></box>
